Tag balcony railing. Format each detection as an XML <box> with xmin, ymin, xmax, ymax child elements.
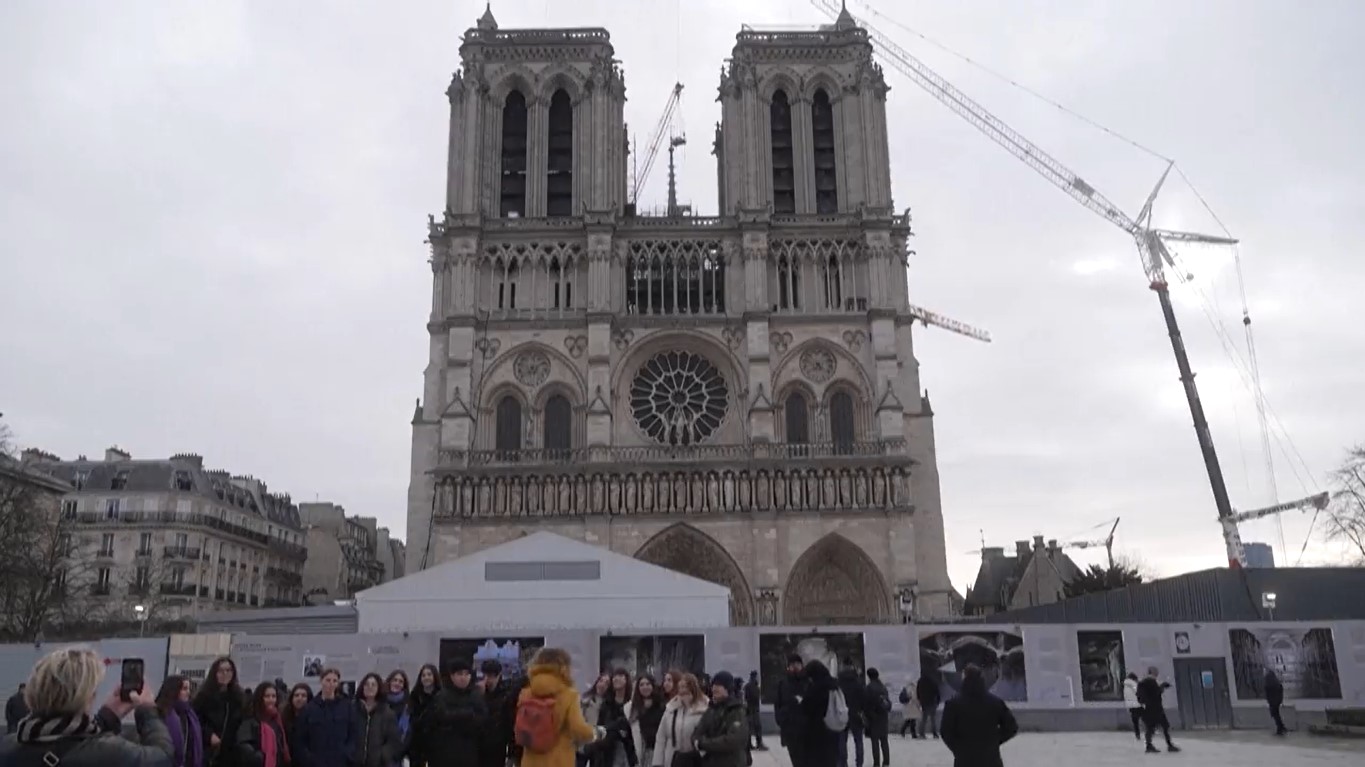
<box><xmin>159</xmin><ymin>583</ymin><xmax>197</xmax><ymax>597</ymax></box>
<box><xmin>266</xmin><ymin>566</ymin><xmax>303</xmax><ymax>586</ymax></box>
<box><xmin>163</xmin><ymin>546</ymin><xmax>203</xmax><ymax>560</ymax></box>
<box><xmin>440</xmin><ymin>440</ymin><xmax>902</xmax><ymax>470</ymax></box>
<box><xmin>268</xmin><ymin>538</ymin><xmax>308</xmax><ymax>561</ymax></box>
<box><xmin>134</xmin><ymin>548</ymin><xmax>154</xmax><ymax>557</ymax></box>
<box><xmin>73</xmin><ymin>511</ymin><xmax>268</xmax><ymax>545</ymax></box>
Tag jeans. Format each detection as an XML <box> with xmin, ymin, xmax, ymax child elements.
<box><xmin>866</xmin><ymin>723</ymin><xmax>889</xmax><ymax>767</ymax></box>
<box><xmin>920</xmin><ymin>706</ymin><xmax>939</xmax><ymax>738</ymax></box>
<box><xmin>838</xmin><ymin>721</ymin><xmax>863</xmax><ymax>767</ymax></box>
<box><xmin>1269</xmin><ymin>703</ymin><xmax>1286</xmax><ymax>734</ymax></box>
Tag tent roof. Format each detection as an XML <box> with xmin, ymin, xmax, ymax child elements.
<box><xmin>355</xmin><ymin>531</ymin><xmax>729</xmax><ymax>603</ymax></box>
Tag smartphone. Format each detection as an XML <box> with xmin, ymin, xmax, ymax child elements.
<box><xmin>120</xmin><ymin>659</ymin><xmax>145</xmax><ymax>702</ymax></box>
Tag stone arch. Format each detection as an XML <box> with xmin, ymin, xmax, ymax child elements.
<box><xmin>479</xmin><ymin>341</ymin><xmax>587</xmax><ymax>409</ymax></box>
<box><xmin>773</xmin><ymin>379</ymin><xmax>818</xmax><ymax>444</ymax></box>
<box><xmin>773</xmin><ymin>338</ymin><xmax>872</xmax><ymax>399</ymax></box>
<box><xmin>760</xmin><ymin>67</ymin><xmax>803</xmax><ymax>104</ymax></box>
<box><xmin>635</xmin><ymin>523</ymin><xmax>755</xmax><ymax>625</ymax></box>
<box><xmin>489</xmin><ymin>65</ymin><xmax>538</xmax><ymax>103</ymax></box>
<box><xmin>802</xmin><ymin>69</ymin><xmax>844</xmax><ymax>105</ymax></box>
<box><xmin>537</xmin><ymin>66</ymin><xmax>586</xmax><ymax>104</ymax></box>
<box><xmin>783</xmin><ymin>533</ymin><xmax>892</xmax><ymax>625</ymax></box>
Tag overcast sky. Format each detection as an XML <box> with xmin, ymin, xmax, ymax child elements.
<box><xmin>3</xmin><ymin>0</ymin><xmax>1362</xmax><ymax>593</ymax></box>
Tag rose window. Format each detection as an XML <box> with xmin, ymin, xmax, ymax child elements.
<box><xmin>629</xmin><ymin>350</ymin><xmax>729</xmax><ymax>445</ymax></box>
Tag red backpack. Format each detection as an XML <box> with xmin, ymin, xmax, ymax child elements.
<box><xmin>514</xmin><ymin>695</ymin><xmax>559</xmax><ymax>754</ymax></box>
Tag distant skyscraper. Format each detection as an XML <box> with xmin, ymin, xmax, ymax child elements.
<box><xmin>1244</xmin><ymin>542</ymin><xmax>1276</xmax><ymax>569</ymax></box>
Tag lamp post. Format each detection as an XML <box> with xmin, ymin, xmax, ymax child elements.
<box><xmin>133</xmin><ymin>604</ymin><xmax>148</xmax><ymax>637</ymax></box>
<box><xmin>1261</xmin><ymin>592</ymin><xmax>1277</xmax><ymax>622</ymax></box>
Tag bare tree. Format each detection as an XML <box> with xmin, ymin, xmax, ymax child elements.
<box><xmin>1324</xmin><ymin>445</ymin><xmax>1365</xmax><ymax>565</ymax></box>
<box><xmin>115</xmin><ymin>552</ymin><xmax>188</xmax><ymax>629</ymax></box>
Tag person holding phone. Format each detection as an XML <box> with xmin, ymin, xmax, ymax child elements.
<box><xmin>0</xmin><ymin>647</ymin><xmax>173</xmax><ymax>767</ymax></box>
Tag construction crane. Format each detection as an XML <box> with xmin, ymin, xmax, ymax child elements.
<box><xmin>1064</xmin><ymin>517</ymin><xmax>1122</xmax><ymax>570</ymax></box>
<box><xmin>1232</xmin><ymin>492</ymin><xmax>1329</xmax><ymax>525</ymax></box>
<box><xmin>907</xmin><ymin>303</ymin><xmax>991</xmax><ymax>343</ymax></box>
<box><xmin>812</xmin><ymin>0</ymin><xmax>1288</xmax><ymax>568</ymax></box>
<box><xmin>631</xmin><ymin>82</ymin><xmax>684</xmax><ymax>206</ymax></box>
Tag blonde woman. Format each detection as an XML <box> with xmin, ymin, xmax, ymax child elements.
<box><xmin>0</xmin><ymin>647</ymin><xmax>173</xmax><ymax>767</ymax></box>
<box><xmin>650</xmin><ymin>674</ymin><xmax>706</xmax><ymax>767</ymax></box>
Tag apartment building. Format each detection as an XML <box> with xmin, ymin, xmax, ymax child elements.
<box><xmin>28</xmin><ymin>447</ymin><xmax>308</xmax><ymax>623</ymax></box>
<box><xmin>297</xmin><ymin>502</ymin><xmax>395</xmax><ymax>601</ymax></box>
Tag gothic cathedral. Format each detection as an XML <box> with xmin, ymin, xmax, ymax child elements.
<box><xmin>406</xmin><ymin>7</ymin><xmax>955</xmax><ymax>624</ymax></box>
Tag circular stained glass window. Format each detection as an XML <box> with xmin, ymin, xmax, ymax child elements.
<box><xmin>629</xmin><ymin>350</ymin><xmax>729</xmax><ymax>446</ymax></box>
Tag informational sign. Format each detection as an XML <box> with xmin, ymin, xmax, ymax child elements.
<box><xmin>1201</xmin><ymin>671</ymin><xmax>1214</xmax><ymax>689</ymax></box>
<box><xmin>1174</xmin><ymin>632</ymin><xmax>1191</xmax><ymax>655</ymax></box>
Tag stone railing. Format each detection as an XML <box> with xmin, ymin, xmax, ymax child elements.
<box><xmin>74</xmin><ymin>511</ymin><xmax>268</xmax><ymax>546</ymax></box>
<box><xmin>439</xmin><ymin>440</ymin><xmax>903</xmax><ymax>469</ymax></box>
<box><xmin>433</xmin><ymin>462</ymin><xmax>911</xmax><ymax>520</ymax></box>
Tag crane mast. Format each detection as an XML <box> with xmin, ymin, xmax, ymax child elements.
<box><xmin>631</xmin><ymin>83</ymin><xmax>685</xmax><ymax>205</ymax></box>
<box><xmin>812</xmin><ymin>0</ymin><xmax>1256</xmax><ymax>566</ymax></box>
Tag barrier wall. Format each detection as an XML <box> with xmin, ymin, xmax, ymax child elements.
<box><xmin>3</xmin><ymin>620</ymin><xmax>1361</xmax><ymax>731</ymax></box>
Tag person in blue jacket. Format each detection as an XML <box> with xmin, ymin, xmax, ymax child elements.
<box><xmin>294</xmin><ymin>669</ymin><xmax>359</xmax><ymax>767</ymax></box>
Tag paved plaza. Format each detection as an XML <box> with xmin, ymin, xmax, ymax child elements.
<box><xmin>749</xmin><ymin>730</ymin><xmax>1363</xmax><ymax>767</ymax></box>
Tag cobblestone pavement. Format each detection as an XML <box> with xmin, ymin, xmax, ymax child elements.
<box><xmin>748</xmin><ymin>730</ymin><xmax>1363</xmax><ymax>767</ymax></box>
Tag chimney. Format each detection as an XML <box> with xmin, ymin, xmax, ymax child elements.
<box><xmin>982</xmin><ymin>547</ymin><xmax>1006</xmax><ymax>560</ymax></box>
<box><xmin>1047</xmin><ymin>539</ymin><xmax>1060</xmax><ymax>558</ymax></box>
<box><xmin>20</xmin><ymin>448</ymin><xmax>61</xmax><ymax>464</ymax></box>
<box><xmin>1032</xmin><ymin>534</ymin><xmax>1045</xmax><ymax>550</ymax></box>
<box><xmin>1015</xmin><ymin>540</ymin><xmax>1030</xmax><ymax>558</ymax></box>
<box><xmin>105</xmin><ymin>446</ymin><xmax>131</xmax><ymax>462</ymax></box>
<box><xmin>170</xmin><ymin>453</ymin><xmax>204</xmax><ymax>469</ymax></box>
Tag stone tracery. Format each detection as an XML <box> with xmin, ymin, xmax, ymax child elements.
<box><xmin>629</xmin><ymin>350</ymin><xmax>729</xmax><ymax>446</ymax></box>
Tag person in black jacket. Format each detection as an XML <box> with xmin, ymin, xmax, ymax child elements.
<box><xmin>797</xmin><ymin>661</ymin><xmax>840</xmax><ymax>767</ymax></box>
<box><xmin>406</xmin><ymin>665</ymin><xmax>440</xmax><ymax>767</ymax></box>
<box><xmin>742</xmin><ymin>672</ymin><xmax>764</xmax><ymax>751</ymax></box>
<box><xmin>237</xmin><ymin>682</ymin><xmax>292</xmax><ymax>767</ymax></box>
<box><xmin>193</xmin><ymin>657</ymin><xmax>248</xmax><ymax>767</ymax></box>
<box><xmin>6</xmin><ymin>683</ymin><xmax>29</xmax><ymax>734</ymax></box>
<box><xmin>478</xmin><ymin>660</ymin><xmax>519</xmax><ymax>767</ymax></box>
<box><xmin>1264</xmin><ymin>670</ymin><xmax>1287</xmax><ymax>736</ymax></box>
<box><xmin>861</xmin><ymin>670</ymin><xmax>890</xmax><ymax>767</ymax></box>
<box><xmin>295</xmin><ymin>669</ymin><xmax>359</xmax><ymax>767</ymax></box>
<box><xmin>416</xmin><ymin>659</ymin><xmax>488</xmax><ymax>767</ymax></box>
<box><xmin>835</xmin><ymin>661</ymin><xmax>866</xmax><ymax>767</ymax></box>
<box><xmin>914</xmin><ymin>673</ymin><xmax>940</xmax><ymax>740</ymax></box>
<box><xmin>939</xmin><ymin>664</ymin><xmax>1017</xmax><ymax>767</ymax></box>
<box><xmin>1135</xmin><ymin>667</ymin><xmax>1179</xmax><ymax>754</ymax></box>
<box><xmin>773</xmin><ymin>655</ymin><xmax>807</xmax><ymax>767</ymax></box>
<box><xmin>352</xmin><ymin>674</ymin><xmax>401</xmax><ymax>767</ymax></box>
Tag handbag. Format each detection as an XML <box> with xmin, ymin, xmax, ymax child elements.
<box><xmin>668</xmin><ymin>709</ymin><xmax>701</xmax><ymax>767</ymax></box>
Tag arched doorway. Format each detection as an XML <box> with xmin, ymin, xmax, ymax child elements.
<box><xmin>783</xmin><ymin>533</ymin><xmax>892</xmax><ymax>625</ymax></box>
<box><xmin>635</xmin><ymin>524</ymin><xmax>755</xmax><ymax>625</ymax></box>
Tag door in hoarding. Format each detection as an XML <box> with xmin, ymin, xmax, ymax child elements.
<box><xmin>1172</xmin><ymin>657</ymin><xmax>1232</xmax><ymax>729</ymax></box>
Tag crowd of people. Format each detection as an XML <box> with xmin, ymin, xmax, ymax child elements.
<box><xmin>0</xmin><ymin>645</ymin><xmax>1297</xmax><ymax>767</ymax></box>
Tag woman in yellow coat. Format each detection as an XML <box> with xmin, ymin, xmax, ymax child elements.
<box><xmin>518</xmin><ymin>649</ymin><xmax>603</xmax><ymax>767</ymax></box>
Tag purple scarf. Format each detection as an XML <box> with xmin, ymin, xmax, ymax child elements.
<box><xmin>164</xmin><ymin>701</ymin><xmax>205</xmax><ymax>767</ymax></box>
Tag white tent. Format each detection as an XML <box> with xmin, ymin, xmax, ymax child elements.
<box><xmin>355</xmin><ymin>532</ymin><xmax>730</xmax><ymax>633</ymax></box>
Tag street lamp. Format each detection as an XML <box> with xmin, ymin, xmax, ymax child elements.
<box><xmin>1261</xmin><ymin>592</ymin><xmax>1277</xmax><ymax>621</ymax></box>
<box><xmin>133</xmin><ymin>604</ymin><xmax>147</xmax><ymax>637</ymax></box>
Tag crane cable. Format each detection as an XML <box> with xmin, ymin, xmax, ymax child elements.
<box><xmin>849</xmin><ymin>0</ymin><xmax>1323</xmax><ymax>559</ymax></box>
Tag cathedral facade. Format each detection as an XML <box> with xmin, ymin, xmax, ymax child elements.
<box><xmin>405</xmin><ymin>7</ymin><xmax>955</xmax><ymax>624</ymax></box>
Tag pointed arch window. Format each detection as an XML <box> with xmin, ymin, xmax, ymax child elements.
<box><xmin>547</xmin><ymin>89</ymin><xmax>573</xmax><ymax>216</ymax></box>
<box><xmin>785</xmin><ymin>391</ymin><xmax>810</xmax><ymax>447</ymax></box>
<box><xmin>812</xmin><ymin>88</ymin><xmax>838</xmax><ymax>214</ymax></box>
<box><xmin>543</xmin><ymin>394</ymin><xmax>573</xmax><ymax>455</ymax></box>
<box><xmin>496</xmin><ymin>258</ymin><xmax>519</xmax><ymax>310</ymax></box>
<box><xmin>495</xmin><ymin>395</ymin><xmax>523</xmax><ymax>457</ymax></box>
<box><xmin>770</xmin><ymin>90</ymin><xmax>796</xmax><ymax>214</ymax></box>
<box><xmin>500</xmin><ymin>91</ymin><xmax>528</xmax><ymax>217</ymax></box>
<box><xmin>829</xmin><ymin>390</ymin><xmax>856</xmax><ymax>452</ymax></box>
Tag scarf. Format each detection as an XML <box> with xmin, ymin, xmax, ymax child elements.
<box><xmin>387</xmin><ymin>693</ymin><xmax>410</xmax><ymax>739</ymax></box>
<box><xmin>15</xmin><ymin>713</ymin><xmax>103</xmax><ymax>744</ymax></box>
<box><xmin>165</xmin><ymin>702</ymin><xmax>205</xmax><ymax>767</ymax></box>
<box><xmin>257</xmin><ymin>707</ymin><xmax>291</xmax><ymax>767</ymax></box>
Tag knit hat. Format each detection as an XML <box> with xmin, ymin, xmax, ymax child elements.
<box><xmin>711</xmin><ymin>671</ymin><xmax>735</xmax><ymax>691</ymax></box>
<box><xmin>446</xmin><ymin>658</ymin><xmax>472</xmax><ymax>675</ymax></box>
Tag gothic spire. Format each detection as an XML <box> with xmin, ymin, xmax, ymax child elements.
<box><xmin>477</xmin><ymin>2</ymin><xmax>498</xmax><ymax>31</ymax></box>
<box><xmin>834</xmin><ymin>0</ymin><xmax>857</xmax><ymax>31</ymax></box>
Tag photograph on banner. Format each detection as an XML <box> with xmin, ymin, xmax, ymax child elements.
<box><xmin>1076</xmin><ymin>630</ymin><xmax>1126</xmax><ymax>702</ymax></box>
<box><xmin>440</xmin><ymin>637</ymin><xmax>545</xmax><ymax>680</ymax></box>
<box><xmin>599</xmin><ymin>634</ymin><xmax>705</xmax><ymax>680</ymax></box>
<box><xmin>918</xmin><ymin>629</ymin><xmax>1027</xmax><ymax>702</ymax></box>
<box><xmin>757</xmin><ymin>632</ymin><xmax>865</xmax><ymax>704</ymax></box>
<box><xmin>302</xmin><ymin>654</ymin><xmax>326</xmax><ymax>678</ymax></box>
<box><xmin>1228</xmin><ymin>627</ymin><xmax>1342</xmax><ymax>700</ymax></box>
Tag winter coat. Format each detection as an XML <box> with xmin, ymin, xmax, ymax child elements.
<box><xmin>517</xmin><ymin>661</ymin><xmax>599</xmax><ymax>767</ymax></box>
<box><xmin>1135</xmin><ymin>677</ymin><xmax>1170</xmax><ymax>718</ymax></box>
<box><xmin>0</xmin><ymin>705</ymin><xmax>173</xmax><ymax>767</ymax></box>
<box><xmin>194</xmin><ymin>690</ymin><xmax>247</xmax><ymax>767</ymax></box>
<box><xmin>405</xmin><ymin>687</ymin><xmax>439</xmax><ymax>767</ymax></box>
<box><xmin>591</xmin><ymin>695</ymin><xmax>635</xmax><ymax>767</ymax></box>
<box><xmin>650</xmin><ymin>698</ymin><xmax>706</xmax><ymax>767</ymax></box>
<box><xmin>863</xmin><ymin>681</ymin><xmax>891</xmax><ymax>730</ymax></box>
<box><xmin>914</xmin><ymin>677</ymin><xmax>940</xmax><ymax>709</ymax></box>
<box><xmin>835</xmin><ymin>669</ymin><xmax>867</xmax><ymax>729</ymax></box>
<box><xmin>1122</xmin><ymin>678</ymin><xmax>1140</xmax><ymax>708</ymax></box>
<box><xmin>741</xmin><ymin>682</ymin><xmax>759</xmax><ymax>716</ymax></box>
<box><xmin>623</xmin><ymin>699</ymin><xmax>664</xmax><ymax>763</ymax></box>
<box><xmin>897</xmin><ymin>687</ymin><xmax>921</xmax><ymax>720</ymax></box>
<box><xmin>693</xmin><ymin>697</ymin><xmax>748</xmax><ymax>767</ymax></box>
<box><xmin>772</xmin><ymin>673</ymin><xmax>806</xmax><ymax>742</ymax></box>
<box><xmin>796</xmin><ymin>663</ymin><xmax>840</xmax><ymax>767</ymax></box>
<box><xmin>939</xmin><ymin>687</ymin><xmax>1018</xmax><ymax>767</ymax></box>
<box><xmin>353</xmin><ymin>703</ymin><xmax>400</xmax><ymax>767</ymax></box>
<box><xmin>416</xmin><ymin>685</ymin><xmax>487</xmax><ymax>767</ymax></box>
<box><xmin>478</xmin><ymin>680</ymin><xmax>518</xmax><ymax>767</ymax></box>
<box><xmin>6</xmin><ymin>691</ymin><xmax>29</xmax><ymax>734</ymax></box>
<box><xmin>1264</xmin><ymin>675</ymin><xmax>1285</xmax><ymax>708</ymax></box>
<box><xmin>294</xmin><ymin>696</ymin><xmax>359</xmax><ymax>767</ymax></box>
<box><xmin>235</xmin><ymin>716</ymin><xmax>290</xmax><ymax>767</ymax></box>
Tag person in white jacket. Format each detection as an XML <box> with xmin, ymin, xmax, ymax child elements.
<box><xmin>1122</xmin><ymin>673</ymin><xmax>1141</xmax><ymax>740</ymax></box>
<box><xmin>652</xmin><ymin>674</ymin><xmax>707</xmax><ymax>767</ymax></box>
